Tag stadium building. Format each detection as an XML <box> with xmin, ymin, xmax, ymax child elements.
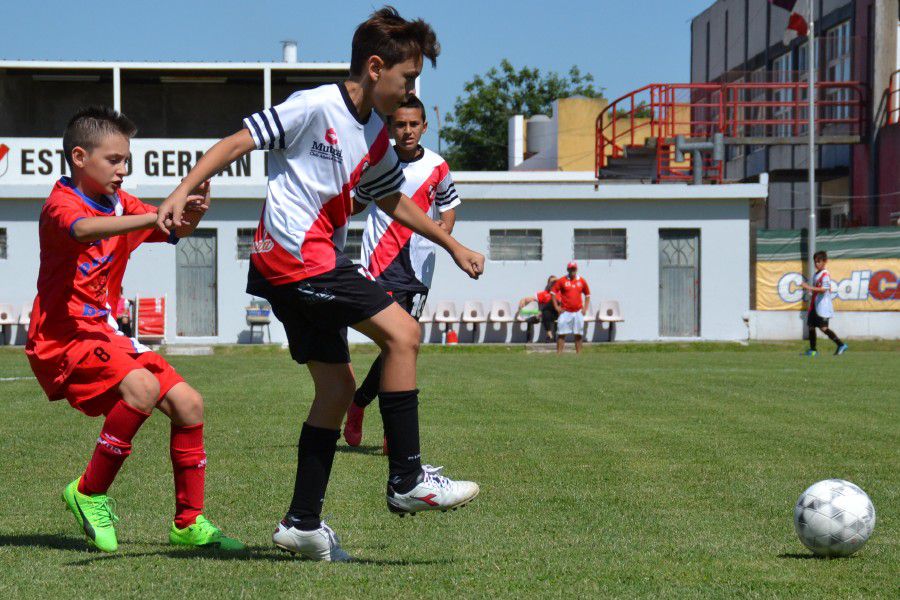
<box><xmin>0</xmin><ymin>49</ymin><xmax>774</xmax><ymax>346</ymax></box>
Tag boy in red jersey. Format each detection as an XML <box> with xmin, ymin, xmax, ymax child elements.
<box><xmin>157</xmin><ymin>7</ymin><xmax>484</xmax><ymax>561</ymax></box>
<box><xmin>25</xmin><ymin>106</ymin><xmax>243</xmax><ymax>553</ymax></box>
<box><xmin>551</xmin><ymin>262</ymin><xmax>591</xmax><ymax>354</ymax></box>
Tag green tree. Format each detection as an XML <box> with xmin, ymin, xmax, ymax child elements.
<box><xmin>440</xmin><ymin>60</ymin><xmax>603</xmax><ymax>171</ymax></box>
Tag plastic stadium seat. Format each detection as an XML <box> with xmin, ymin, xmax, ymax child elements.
<box><xmin>461</xmin><ymin>301</ymin><xmax>487</xmax><ymax>324</ymax></box>
<box><xmin>418</xmin><ymin>303</ymin><xmax>434</xmax><ymax>323</ymax></box>
<box><xmin>0</xmin><ymin>304</ymin><xmax>16</xmax><ymax>345</ymax></box>
<box><xmin>596</xmin><ymin>301</ymin><xmax>624</xmax><ymax>322</ymax></box>
<box><xmin>433</xmin><ymin>301</ymin><xmax>459</xmax><ymax>328</ymax></box>
<box><xmin>594</xmin><ymin>300</ymin><xmax>623</xmax><ymax>342</ymax></box>
<box><xmin>18</xmin><ymin>304</ymin><xmax>32</xmax><ymax>326</ymax></box>
<box><xmin>488</xmin><ymin>300</ymin><xmax>514</xmax><ymax>323</ymax></box>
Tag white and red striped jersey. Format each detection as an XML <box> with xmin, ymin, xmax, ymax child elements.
<box><xmin>243</xmin><ymin>83</ymin><xmax>405</xmax><ymax>291</ymax></box>
<box><xmin>361</xmin><ymin>147</ymin><xmax>460</xmax><ymax>292</ymax></box>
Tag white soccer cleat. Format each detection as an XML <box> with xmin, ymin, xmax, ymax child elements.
<box><xmin>272</xmin><ymin>520</ymin><xmax>352</xmax><ymax>562</ymax></box>
<box><xmin>386</xmin><ymin>465</ymin><xmax>480</xmax><ymax>516</ymax></box>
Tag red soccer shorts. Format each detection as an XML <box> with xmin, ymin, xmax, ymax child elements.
<box><xmin>61</xmin><ymin>341</ymin><xmax>184</xmax><ymax>417</ymax></box>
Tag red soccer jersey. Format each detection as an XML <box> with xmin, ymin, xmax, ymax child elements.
<box><xmin>26</xmin><ymin>177</ymin><xmax>173</xmax><ymax>399</ymax></box>
<box><xmin>551</xmin><ymin>276</ymin><xmax>591</xmax><ymax>312</ymax></box>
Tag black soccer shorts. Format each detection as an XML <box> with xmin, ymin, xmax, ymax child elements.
<box><xmin>256</xmin><ymin>256</ymin><xmax>394</xmax><ymax>364</ymax></box>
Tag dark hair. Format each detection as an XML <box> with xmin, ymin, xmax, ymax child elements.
<box><xmin>350</xmin><ymin>6</ymin><xmax>439</xmax><ymax>76</ymax></box>
<box><xmin>63</xmin><ymin>106</ymin><xmax>137</xmax><ymax>170</ymax></box>
<box><xmin>545</xmin><ymin>275</ymin><xmax>558</xmax><ymax>291</ymax></box>
<box><xmin>814</xmin><ymin>250</ymin><xmax>828</xmax><ymax>262</ymax></box>
<box><xmin>389</xmin><ymin>94</ymin><xmax>427</xmax><ymax>122</ymax></box>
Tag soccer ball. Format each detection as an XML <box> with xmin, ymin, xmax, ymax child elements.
<box><xmin>793</xmin><ymin>479</ymin><xmax>876</xmax><ymax>557</ymax></box>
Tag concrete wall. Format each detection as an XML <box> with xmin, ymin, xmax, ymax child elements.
<box><xmin>748</xmin><ymin>310</ymin><xmax>900</xmax><ymax>340</ymax></box>
<box><xmin>0</xmin><ymin>196</ymin><xmax>753</xmax><ymax>345</ymax></box>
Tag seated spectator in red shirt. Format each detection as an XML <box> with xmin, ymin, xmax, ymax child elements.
<box><xmin>517</xmin><ymin>275</ymin><xmax>559</xmax><ymax>342</ymax></box>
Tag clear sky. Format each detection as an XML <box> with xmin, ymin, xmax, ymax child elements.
<box><xmin>0</xmin><ymin>0</ymin><xmax>714</xmax><ymax>149</ymax></box>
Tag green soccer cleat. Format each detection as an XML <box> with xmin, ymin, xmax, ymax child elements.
<box><xmin>62</xmin><ymin>478</ymin><xmax>119</xmax><ymax>552</ymax></box>
<box><xmin>803</xmin><ymin>350</ymin><xmax>818</xmax><ymax>357</ymax></box>
<box><xmin>169</xmin><ymin>515</ymin><xmax>246</xmax><ymax>550</ymax></box>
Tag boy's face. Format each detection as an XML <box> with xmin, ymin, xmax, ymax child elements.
<box><xmin>72</xmin><ymin>133</ymin><xmax>130</xmax><ymax>196</ymax></box>
<box><xmin>371</xmin><ymin>55</ymin><xmax>422</xmax><ymax>115</ymax></box>
<box><xmin>815</xmin><ymin>257</ymin><xmax>826</xmax><ymax>270</ymax></box>
<box><xmin>389</xmin><ymin>107</ymin><xmax>427</xmax><ymax>154</ymax></box>
<box><xmin>568</xmin><ymin>267</ymin><xmax>577</xmax><ymax>279</ymax></box>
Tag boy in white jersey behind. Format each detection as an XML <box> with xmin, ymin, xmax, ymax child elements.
<box><xmin>800</xmin><ymin>250</ymin><xmax>848</xmax><ymax>356</ymax></box>
<box><xmin>343</xmin><ymin>94</ymin><xmax>459</xmax><ymax>448</ymax></box>
<box><xmin>156</xmin><ymin>7</ymin><xmax>484</xmax><ymax>561</ymax></box>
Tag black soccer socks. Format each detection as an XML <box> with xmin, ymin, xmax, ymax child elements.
<box><xmin>379</xmin><ymin>389</ymin><xmax>423</xmax><ymax>493</ymax></box>
<box><xmin>354</xmin><ymin>354</ymin><xmax>382</xmax><ymax>408</ymax></box>
<box><xmin>287</xmin><ymin>422</ymin><xmax>340</xmax><ymax>531</ymax></box>
<box><xmin>824</xmin><ymin>328</ymin><xmax>844</xmax><ymax>347</ymax></box>
<box><xmin>808</xmin><ymin>327</ymin><xmax>817</xmax><ymax>351</ymax></box>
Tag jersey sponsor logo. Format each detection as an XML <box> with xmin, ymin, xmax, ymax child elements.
<box><xmin>427</xmin><ymin>183</ymin><xmax>436</xmax><ymax>202</ymax></box>
<box><xmin>82</xmin><ymin>304</ymin><xmax>110</xmax><ymax>318</ymax></box>
<box><xmin>310</xmin><ymin>129</ymin><xmax>343</xmax><ymax>162</ymax></box>
<box><xmin>251</xmin><ymin>238</ymin><xmax>275</xmax><ymax>254</ymax></box>
<box><xmin>77</xmin><ymin>254</ymin><xmax>114</xmax><ymax>276</ymax></box>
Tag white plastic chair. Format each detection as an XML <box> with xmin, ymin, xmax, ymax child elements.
<box><xmin>417</xmin><ymin>303</ymin><xmax>434</xmax><ymax>323</ymax></box>
<box><xmin>433</xmin><ymin>301</ymin><xmax>459</xmax><ymax>332</ymax></box>
<box><xmin>0</xmin><ymin>304</ymin><xmax>16</xmax><ymax>345</ymax></box>
<box><xmin>18</xmin><ymin>304</ymin><xmax>32</xmax><ymax>327</ymax></box>
<box><xmin>488</xmin><ymin>300</ymin><xmax>513</xmax><ymax>323</ymax></box>
<box><xmin>596</xmin><ymin>301</ymin><xmax>623</xmax><ymax>322</ymax></box>
<box><xmin>461</xmin><ymin>301</ymin><xmax>487</xmax><ymax>343</ymax></box>
<box><xmin>595</xmin><ymin>300</ymin><xmax>624</xmax><ymax>341</ymax></box>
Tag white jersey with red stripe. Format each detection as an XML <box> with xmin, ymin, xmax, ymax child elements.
<box><xmin>361</xmin><ymin>146</ymin><xmax>460</xmax><ymax>292</ymax></box>
<box><xmin>242</xmin><ymin>83</ymin><xmax>405</xmax><ymax>292</ymax></box>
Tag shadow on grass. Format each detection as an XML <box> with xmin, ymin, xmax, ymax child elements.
<box><xmin>66</xmin><ymin>545</ymin><xmax>453</xmax><ymax>567</ymax></box>
<box><xmin>777</xmin><ymin>552</ymin><xmax>826</xmax><ymax>560</ymax></box>
<box><xmin>0</xmin><ymin>533</ymin><xmax>92</xmax><ymax>551</ymax></box>
<box><xmin>334</xmin><ymin>444</ymin><xmax>383</xmax><ymax>456</ymax></box>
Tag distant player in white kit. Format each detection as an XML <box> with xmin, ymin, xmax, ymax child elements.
<box><xmin>343</xmin><ymin>94</ymin><xmax>460</xmax><ymax>447</ymax></box>
<box><xmin>801</xmin><ymin>250</ymin><xmax>848</xmax><ymax>356</ymax></box>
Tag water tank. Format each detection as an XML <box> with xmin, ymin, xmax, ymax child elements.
<box><xmin>526</xmin><ymin>115</ymin><xmax>553</xmax><ymax>155</ymax></box>
<box><xmin>282</xmin><ymin>41</ymin><xmax>298</xmax><ymax>63</ymax></box>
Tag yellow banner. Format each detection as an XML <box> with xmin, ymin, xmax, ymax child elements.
<box><xmin>756</xmin><ymin>259</ymin><xmax>900</xmax><ymax>311</ymax></box>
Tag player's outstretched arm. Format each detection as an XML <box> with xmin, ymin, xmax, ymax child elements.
<box><xmin>172</xmin><ymin>181</ymin><xmax>211</xmax><ymax>238</ymax></box>
<box><xmin>438</xmin><ymin>208</ymin><xmax>457</xmax><ymax>234</ymax></box>
<box><xmin>71</xmin><ymin>213</ymin><xmax>160</xmax><ymax>243</ymax></box>
<box><xmin>376</xmin><ymin>192</ymin><xmax>484</xmax><ymax>280</ymax></box>
<box><xmin>157</xmin><ymin>129</ymin><xmax>256</xmax><ymax>234</ymax></box>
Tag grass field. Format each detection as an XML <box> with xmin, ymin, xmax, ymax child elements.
<box><xmin>0</xmin><ymin>342</ymin><xmax>897</xmax><ymax>598</ymax></box>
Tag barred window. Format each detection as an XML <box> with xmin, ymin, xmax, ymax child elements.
<box><xmin>236</xmin><ymin>228</ymin><xmax>255</xmax><ymax>260</ymax></box>
<box><xmin>0</xmin><ymin>228</ymin><xmax>6</xmax><ymax>259</ymax></box>
<box><xmin>489</xmin><ymin>229</ymin><xmax>542</xmax><ymax>261</ymax></box>
<box><xmin>573</xmin><ymin>229</ymin><xmax>626</xmax><ymax>260</ymax></box>
<box><xmin>344</xmin><ymin>229</ymin><xmax>364</xmax><ymax>263</ymax></box>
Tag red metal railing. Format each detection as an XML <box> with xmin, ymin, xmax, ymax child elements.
<box><xmin>595</xmin><ymin>81</ymin><xmax>866</xmax><ymax>183</ymax></box>
<box><xmin>889</xmin><ymin>70</ymin><xmax>900</xmax><ymax>125</ymax></box>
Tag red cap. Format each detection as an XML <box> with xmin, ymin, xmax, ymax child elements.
<box><xmin>567</xmin><ymin>261</ymin><xmax>578</xmax><ymax>270</ymax></box>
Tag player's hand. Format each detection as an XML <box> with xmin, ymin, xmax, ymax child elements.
<box><xmin>157</xmin><ymin>190</ymin><xmax>189</xmax><ymax>235</ymax></box>
<box><xmin>452</xmin><ymin>246</ymin><xmax>485</xmax><ymax>280</ymax></box>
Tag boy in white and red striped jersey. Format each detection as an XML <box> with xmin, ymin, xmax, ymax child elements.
<box><xmin>155</xmin><ymin>7</ymin><xmax>483</xmax><ymax>561</ymax></box>
<box><xmin>343</xmin><ymin>94</ymin><xmax>460</xmax><ymax>449</ymax></box>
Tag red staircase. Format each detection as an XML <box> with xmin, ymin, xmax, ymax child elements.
<box><xmin>596</xmin><ymin>81</ymin><xmax>866</xmax><ymax>184</ymax></box>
